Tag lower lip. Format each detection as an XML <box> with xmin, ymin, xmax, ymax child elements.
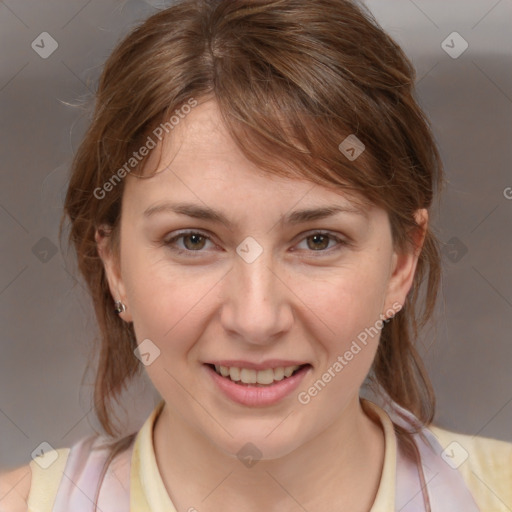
<box><xmin>204</xmin><ymin>364</ymin><xmax>311</xmax><ymax>407</ymax></box>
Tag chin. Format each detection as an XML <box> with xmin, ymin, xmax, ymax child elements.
<box><xmin>209</xmin><ymin>425</ymin><xmax>307</xmax><ymax>463</ymax></box>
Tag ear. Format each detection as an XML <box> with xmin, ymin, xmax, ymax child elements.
<box><xmin>95</xmin><ymin>225</ymin><xmax>133</xmax><ymax>322</ymax></box>
<box><xmin>383</xmin><ymin>209</ymin><xmax>428</xmax><ymax>316</ymax></box>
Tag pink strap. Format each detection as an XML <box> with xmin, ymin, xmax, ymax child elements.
<box><xmin>51</xmin><ymin>435</ymin><xmax>133</xmax><ymax>512</ymax></box>
<box><xmin>389</xmin><ymin>400</ymin><xmax>482</xmax><ymax>511</ymax></box>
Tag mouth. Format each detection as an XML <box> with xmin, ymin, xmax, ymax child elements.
<box><xmin>204</xmin><ymin>363</ymin><xmax>311</xmax><ymax>387</ymax></box>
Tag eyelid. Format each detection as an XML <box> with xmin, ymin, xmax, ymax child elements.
<box><xmin>291</xmin><ymin>230</ymin><xmax>350</xmax><ymax>254</ymax></box>
<box><xmin>163</xmin><ymin>229</ymin><xmax>217</xmax><ymax>254</ymax></box>
<box><xmin>162</xmin><ymin>229</ymin><xmax>350</xmax><ymax>256</ymax></box>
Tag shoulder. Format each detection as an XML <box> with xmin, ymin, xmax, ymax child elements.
<box><xmin>428</xmin><ymin>424</ymin><xmax>512</xmax><ymax>511</ymax></box>
<box><xmin>0</xmin><ymin>463</ymin><xmax>31</xmax><ymax>512</ymax></box>
<box><xmin>1</xmin><ymin>432</ymin><xmax>137</xmax><ymax>512</ymax></box>
<box><xmin>1</xmin><ymin>446</ymin><xmax>71</xmax><ymax>512</ymax></box>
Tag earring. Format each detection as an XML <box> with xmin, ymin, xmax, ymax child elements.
<box><xmin>382</xmin><ymin>311</ymin><xmax>394</xmax><ymax>323</ymax></box>
<box><xmin>114</xmin><ymin>300</ymin><xmax>126</xmax><ymax>314</ymax></box>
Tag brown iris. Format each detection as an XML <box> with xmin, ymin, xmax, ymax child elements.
<box><xmin>183</xmin><ymin>233</ymin><xmax>207</xmax><ymax>250</ymax></box>
<box><xmin>306</xmin><ymin>234</ymin><xmax>330</xmax><ymax>250</ymax></box>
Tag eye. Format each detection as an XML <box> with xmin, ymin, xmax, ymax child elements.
<box><xmin>294</xmin><ymin>231</ymin><xmax>348</xmax><ymax>253</ymax></box>
<box><xmin>162</xmin><ymin>229</ymin><xmax>349</xmax><ymax>257</ymax></box>
<box><xmin>163</xmin><ymin>230</ymin><xmax>215</xmax><ymax>254</ymax></box>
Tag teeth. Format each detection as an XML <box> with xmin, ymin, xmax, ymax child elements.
<box><xmin>273</xmin><ymin>367</ymin><xmax>284</xmax><ymax>380</ymax></box>
<box><xmin>240</xmin><ymin>368</ymin><xmax>257</xmax><ymax>384</ymax></box>
<box><xmin>255</xmin><ymin>368</ymin><xmax>274</xmax><ymax>385</ymax></box>
<box><xmin>229</xmin><ymin>367</ymin><xmax>241</xmax><ymax>381</ymax></box>
<box><xmin>214</xmin><ymin>364</ymin><xmax>303</xmax><ymax>384</ymax></box>
<box><xmin>284</xmin><ymin>366</ymin><xmax>296</xmax><ymax>377</ymax></box>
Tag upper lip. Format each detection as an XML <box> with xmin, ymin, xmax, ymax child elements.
<box><xmin>205</xmin><ymin>360</ymin><xmax>311</xmax><ymax>371</ymax></box>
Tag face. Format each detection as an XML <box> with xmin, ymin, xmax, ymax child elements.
<box><xmin>97</xmin><ymin>99</ymin><xmax>425</xmax><ymax>460</ymax></box>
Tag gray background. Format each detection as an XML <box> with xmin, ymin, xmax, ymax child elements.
<box><xmin>1</xmin><ymin>0</ymin><xmax>511</xmax><ymax>470</ymax></box>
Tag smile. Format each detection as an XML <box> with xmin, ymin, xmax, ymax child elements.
<box><xmin>203</xmin><ymin>363</ymin><xmax>312</xmax><ymax>407</ymax></box>
<box><xmin>211</xmin><ymin>364</ymin><xmax>307</xmax><ymax>386</ymax></box>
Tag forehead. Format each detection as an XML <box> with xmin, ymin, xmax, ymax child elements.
<box><xmin>144</xmin><ymin>100</ymin><xmax>268</xmax><ymax>177</ymax></box>
<box><xmin>123</xmin><ymin>99</ymin><xmax>375</xmax><ymax>218</ymax></box>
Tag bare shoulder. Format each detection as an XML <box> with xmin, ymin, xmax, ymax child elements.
<box><xmin>0</xmin><ymin>464</ymin><xmax>31</xmax><ymax>512</ymax></box>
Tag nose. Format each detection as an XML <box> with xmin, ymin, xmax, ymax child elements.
<box><xmin>219</xmin><ymin>248</ymin><xmax>294</xmax><ymax>346</ymax></box>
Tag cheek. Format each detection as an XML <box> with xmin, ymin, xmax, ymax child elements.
<box><xmin>291</xmin><ymin>261</ymin><xmax>389</xmax><ymax>390</ymax></box>
<box><xmin>121</xmin><ymin>245</ymin><xmax>223</xmax><ymax>347</ymax></box>
<box><xmin>295</xmin><ymin>274</ymin><xmax>385</xmax><ymax>412</ymax></box>
<box><xmin>293</xmin><ymin>259</ymin><xmax>389</xmax><ymax>335</ymax></box>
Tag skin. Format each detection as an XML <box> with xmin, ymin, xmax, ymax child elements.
<box><xmin>97</xmin><ymin>99</ymin><xmax>427</xmax><ymax>512</ymax></box>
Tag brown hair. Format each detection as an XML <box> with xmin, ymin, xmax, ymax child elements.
<box><xmin>62</xmin><ymin>0</ymin><xmax>443</xmax><ymax>450</ymax></box>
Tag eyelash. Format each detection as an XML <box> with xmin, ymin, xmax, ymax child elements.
<box><xmin>162</xmin><ymin>230</ymin><xmax>349</xmax><ymax>257</ymax></box>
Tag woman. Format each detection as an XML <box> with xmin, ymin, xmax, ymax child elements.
<box><xmin>1</xmin><ymin>0</ymin><xmax>511</xmax><ymax>510</ymax></box>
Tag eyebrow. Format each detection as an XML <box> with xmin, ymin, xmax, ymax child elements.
<box><xmin>143</xmin><ymin>201</ymin><xmax>368</xmax><ymax>226</ymax></box>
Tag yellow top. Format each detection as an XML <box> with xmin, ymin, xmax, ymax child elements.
<box><xmin>27</xmin><ymin>399</ymin><xmax>512</xmax><ymax>511</ymax></box>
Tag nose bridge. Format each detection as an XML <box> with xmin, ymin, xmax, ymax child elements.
<box><xmin>221</xmin><ymin>245</ymin><xmax>292</xmax><ymax>343</ymax></box>
<box><xmin>239</xmin><ymin>251</ymin><xmax>275</xmax><ymax>306</ymax></box>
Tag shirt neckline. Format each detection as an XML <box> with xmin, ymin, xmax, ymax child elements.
<box><xmin>129</xmin><ymin>398</ymin><xmax>397</xmax><ymax>511</ymax></box>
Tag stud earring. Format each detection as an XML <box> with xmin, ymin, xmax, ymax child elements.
<box><xmin>114</xmin><ymin>300</ymin><xmax>127</xmax><ymax>314</ymax></box>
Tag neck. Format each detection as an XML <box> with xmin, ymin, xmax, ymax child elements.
<box><xmin>153</xmin><ymin>396</ymin><xmax>385</xmax><ymax>512</ymax></box>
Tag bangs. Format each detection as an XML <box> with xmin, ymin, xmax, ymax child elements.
<box><xmin>137</xmin><ymin>90</ymin><xmax>382</xmax><ymax>215</ymax></box>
